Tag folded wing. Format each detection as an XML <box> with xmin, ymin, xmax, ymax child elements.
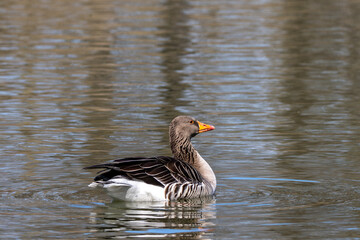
<box><xmin>84</xmin><ymin>156</ymin><xmax>203</xmax><ymax>187</ymax></box>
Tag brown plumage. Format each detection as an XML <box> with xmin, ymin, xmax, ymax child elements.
<box><xmin>84</xmin><ymin>116</ymin><xmax>216</xmax><ymax>201</ymax></box>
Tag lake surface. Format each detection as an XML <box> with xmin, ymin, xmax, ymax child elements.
<box><xmin>1</xmin><ymin>0</ymin><xmax>360</xmax><ymax>239</ymax></box>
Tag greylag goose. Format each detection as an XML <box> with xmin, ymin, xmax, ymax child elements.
<box><xmin>84</xmin><ymin>116</ymin><xmax>216</xmax><ymax>201</ymax></box>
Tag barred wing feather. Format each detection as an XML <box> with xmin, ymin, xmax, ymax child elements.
<box><xmin>84</xmin><ymin>156</ymin><xmax>204</xmax><ymax>189</ymax></box>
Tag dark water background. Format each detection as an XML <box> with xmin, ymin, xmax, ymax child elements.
<box><xmin>1</xmin><ymin>0</ymin><xmax>360</xmax><ymax>239</ymax></box>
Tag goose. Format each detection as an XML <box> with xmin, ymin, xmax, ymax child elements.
<box><xmin>84</xmin><ymin>116</ymin><xmax>216</xmax><ymax>201</ymax></box>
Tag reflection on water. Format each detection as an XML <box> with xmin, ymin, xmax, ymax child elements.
<box><xmin>88</xmin><ymin>197</ymin><xmax>216</xmax><ymax>239</ymax></box>
<box><xmin>158</xmin><ymin>0</ymin><xmax>191</xmax><ymax>120</ymax></box>
<box><xmin>1</xmin><ymin>0</ymin><xmax>360</xmax><ymax>239</ymax></box>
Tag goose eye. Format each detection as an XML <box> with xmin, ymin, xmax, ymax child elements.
<box><xmin>189</xmin><ymin>120</ymin><xmax>194</xmax><ymax>124</ymax></box>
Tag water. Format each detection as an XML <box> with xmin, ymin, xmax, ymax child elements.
<box><xmin>1</xmin><ymin>0</ymin><xmax>360</xmax><ymax>239</ymax></box>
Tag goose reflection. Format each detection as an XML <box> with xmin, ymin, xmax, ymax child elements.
<box><xmin>88</xmin><ymin>197</ymin><xmax>216</xmax><ymax>239</ymax></box>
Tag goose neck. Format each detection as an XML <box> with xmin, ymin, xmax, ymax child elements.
<box><xmin>170</xmin><ymin>135</ymin><xmax>197</xmax><ymax>164</ymax></box>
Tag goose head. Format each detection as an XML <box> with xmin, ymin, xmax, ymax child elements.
<box><xmin>169</xmin><ymin>116</ymin><xmax>215</xmax><ymax>140</ymax></box>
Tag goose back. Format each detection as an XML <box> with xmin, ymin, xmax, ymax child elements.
<box><xmin>84</xmin><ymin>156</ymin><xmax>207</xmax><ymax>199</ymax></box>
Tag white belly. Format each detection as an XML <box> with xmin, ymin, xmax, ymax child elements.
<box><xmin>89</xmin><ymin>178</ymin><xmax>166</xmax><ymax>202</ymax></box>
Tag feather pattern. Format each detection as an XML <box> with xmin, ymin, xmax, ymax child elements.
<box><xmin>84</xmin><ymin>156</ymin><xmax>214</xmax><ymax>200</ymax></box>
<box><xmin>85</xmin><ymin>116</ymin><xmax>216</xmax><ymax>201</ymax></box>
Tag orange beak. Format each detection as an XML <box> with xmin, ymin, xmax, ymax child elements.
<box><xmin>197</xmin><ymin>120</ymin><xmax>215</xmax><ymax>133</ymax></box>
